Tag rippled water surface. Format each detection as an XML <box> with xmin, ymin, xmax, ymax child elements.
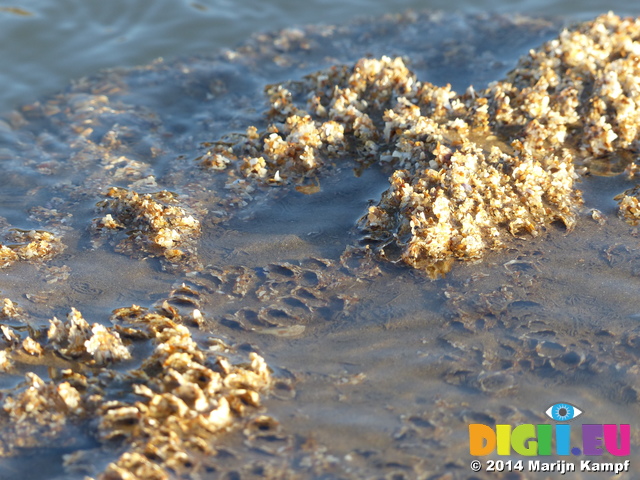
<box><xmin>1</xmin><ymin>0</ymin><xmax>639</xmax><ymax>109</ymax></box>
<box><xmin>1</xmin><ymin>1</ymin><xmax>640</xmax><ymax>479</ymax></box>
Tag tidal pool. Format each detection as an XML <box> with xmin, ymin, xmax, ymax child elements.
<box><xmin>0</xmin><ymin>9</ymin><xmax>639</xmax><ymax>480</ymax></box>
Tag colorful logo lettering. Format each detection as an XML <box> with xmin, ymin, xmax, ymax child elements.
<box><xmin>469</xmin><ymin>403</ymin><xmax>630</xmax><ymax>457</ymax></box>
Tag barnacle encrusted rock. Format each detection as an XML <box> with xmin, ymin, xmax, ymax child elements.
<box><xmin>0</xmin><ymin>228</ymin><xmax>64</xmax><ymax>268</ymax></box>
<box><xmin>100</xmin><ymin>306</ymin><xmax>272</xmax><ymax>480</ymax></box>
<box><xmin>91</xmin><ymin>187</ymin><xmax>201</xmax><ymax>267</ymax></box>
<box><xmin>47</xmin><ymin>307</ymin><xmax>131</xmax><ymax>365</ymax></box>
<box><xmin>210</xmin><ymin>56</ymin><xmax>582</xmax><ymax>273</ymax></box>
<box><xmin>204</xmin><ymin>13</ymin><xmax>640</xmax><ymax>273</ymax></box>
<box><xmin>0</xmin><ymin>373</ymin><xmax>83</xmax><ymax>454</ymax></box>
<box><xmin>0</xmin><ymin>303</ymin><xmax>272</xmax><ymax>479</ymax></box>
<box><xmin>503</xmin><ymin>12</ymin><xmax>640</xmax><ymax>159</ymax></box>
<box><xmin>615</xmin><ymin>185</ymin><xmax>640</xmax><ymax>225</ymax></box>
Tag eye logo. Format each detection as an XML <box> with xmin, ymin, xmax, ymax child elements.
<box><xmin>545</xmin><ymin>402</ymin><xmax>583</xmax><ymax>422</ymax></box>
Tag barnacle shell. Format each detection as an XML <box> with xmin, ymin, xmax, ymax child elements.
<box><xmin>92</xmin><ymin>187</ymin><xmax>201</xmax><ymax>268</ymax></box>
<box><xmin>616</xmin><ymin>185</ymin><xmax>640</xmax><ymax>225</ymax></box>
<box><xmin>0</xmin><ymin>229</ymin><xmax>64</xmax><ymax>269</ymax></box>
<box><xmin>84</xmin><ymin>324</ymin><xmax>131</xmax><ymax>365</ymax></box>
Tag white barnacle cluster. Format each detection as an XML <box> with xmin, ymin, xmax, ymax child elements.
<box><xmin>0</xmin><ymin>229</ymin><xmax>64</xmax><ymax>268</ymax></box>
<box><xmin>99</xmin><ymin>305</ymin><xmax>272</xmax><ymax>479</ymax></box>
<box><xmin>47</xmin><ymin>307</ymin><xmax>131</xmax><ymax>365</ymax></box>
<box><xmin>348</xmin><ymin>60</ymin><xmax>580</xmax><ymax>269</ymax></box>
<box><xmin>0</xmin><ymin>303</ymin><xmax>272</xmax><ymax>477</ymax></box>
<box><xmin>206</xmin><ymin>13</ymin><xmax>640</xmax><ymax>274</ymax></box>
<box><xmin>92</xmin><ymin>187</ymin><xmax>201</xmax><ymax>265</ymax></box>
<box><xmin>615</xmin><ymin>185</ymin><xmax>640</xmax><ymax>225</ymax></box>
<box><xmin>501</xmin><ymin>12</ymin><xmax>640</xmax><ymax>158</ymax></box>
<box><xmin>206</xmin><ymin>56</ymin><xmax>412</xmax><ymax>185</ymax></box>
<box><xmin>366</xmin><ymin>12</ymin><xmax>640</xmax><ymax>271</ymax></box>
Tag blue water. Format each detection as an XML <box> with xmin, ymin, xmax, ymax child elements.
<box><xmin>0</xmin><ymin>0</ymin><xmax>638</xmax><ymax>109</ymax></box>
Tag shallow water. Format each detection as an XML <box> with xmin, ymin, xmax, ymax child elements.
<box><xmin>1</xmin><ymin>3</ymin><xmax>640</xmax><ymax>480</ymax></box>
<box><xmin>1</xmin><ymin>0</ymin><xmax>640</xmax><ymax>109</ymax></box>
